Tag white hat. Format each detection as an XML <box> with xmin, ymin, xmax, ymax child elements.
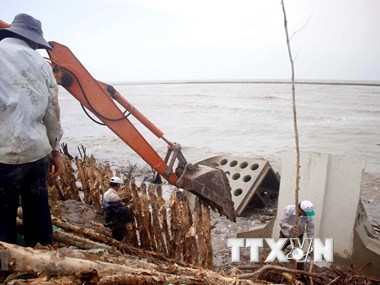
<box><xmin>300</xmin><ymin>200</ymin><xmax>315</xmax><ymax>216</ymax></box>
<box><xmin>110</xmin><ymin>176</ymin><xmax>123</xmax><ymax>185</ymax></box>
<box><xmin>0</xmin><ymin>13</ymin><xmax>52</xmax><ymax>50</ymax></box>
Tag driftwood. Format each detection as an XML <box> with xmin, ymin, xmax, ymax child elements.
<box><xmin>56</xmin><ymin>247</ymin><xmax>134</xmax><ymax>266</ymax></box>
<box><xmin>236</xmin><ymin>264</ymin><xmax>380</xmax><ymax>285</ymax></box>
<box><xmin>0</xmin><ymin>241</ymin><xmax>165</xmax><ymax>280</ymax></box>
<box><xmin>51</xmin><ymin>216</ymin><xmax>186</xmax><ymax>266</ymax></box>
<box><xmin>238</xmin><ymin>264</ymin><xmax>329</xmax><ymax>282</ymax></box>
<box><xmin>53</xmin><ymin>230</ymin><xmax>118</xmax><ymax>255</ymax></box>
<box><xmin>0</xmin><ymin>241</ymin><xmax>256</xmax><ymax>285</ymax></box>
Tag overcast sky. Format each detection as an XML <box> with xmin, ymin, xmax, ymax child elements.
<box><xmin>2</xmin><ymin>0</ymin><xmax>380</xmax><ymax>82</ymax></box>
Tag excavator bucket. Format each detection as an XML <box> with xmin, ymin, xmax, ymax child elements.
<box><xmin>178</xmin><ymin>164</ymin><xmax>236</xmax><ymax>222</ymax></box>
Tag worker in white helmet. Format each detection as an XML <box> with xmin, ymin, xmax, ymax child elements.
<box><xmin>279</xmin><ymin>200</ymin><xmax>315</xmax><ymax>270</ymax></box>
<box><xmin>279</xmin><ymin>200</ymin><xmax>315</xmax><ymax>244</ymax></box>
<box><xmin>102</xmin><ymin>176</ymin><xmax>134</xmax><ymax>241</ymax></box>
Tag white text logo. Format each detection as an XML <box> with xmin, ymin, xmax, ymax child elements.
<box><xmin>226</xmin><ymin>238</ymin><xmax>333</xmax><ymax>263</ymax></box>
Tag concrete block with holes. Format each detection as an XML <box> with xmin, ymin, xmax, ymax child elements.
<box><xmin>197</xmin><ymin>155</ymin><xmax>280</xmax><ymax>216</ymax></box>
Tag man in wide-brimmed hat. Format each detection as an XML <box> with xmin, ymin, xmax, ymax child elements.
<box><xmin>0</xmin><ymin>13</ymin><xmax>63</xmax><ymax>247</ymax></box>
<box><xmin>0</xmin><ymin>13</ymin><xmax>53</xmax><ymax>49</ymax></box>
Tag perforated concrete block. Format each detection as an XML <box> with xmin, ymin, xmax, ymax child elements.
<box><xmin>197</xmin><ymin>155</ymin><xmax>280</xmax><ymax>216</ymax></box>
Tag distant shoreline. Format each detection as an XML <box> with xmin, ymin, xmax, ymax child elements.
<box><xmin>111</xmin><ymin>80</ymin><xmax>380</xmax><ymax>87</ymax></box>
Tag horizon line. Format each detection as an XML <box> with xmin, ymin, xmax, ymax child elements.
<box><xmin>110</xmin><ymin>79</ymin><xmax>380</xmax><ymax>87</ymax></box>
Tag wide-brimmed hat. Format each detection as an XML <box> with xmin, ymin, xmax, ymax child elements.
<box><xmin>300</xmin><ymin>200</ymin><xmax>315</xmax><ymax>217</ymax></box>
<box><xmin>0</xmin><ymin>13</ymin><xmax>52</xmax><ymax>50</ymax></box>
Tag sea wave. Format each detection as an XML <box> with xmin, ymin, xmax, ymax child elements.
<box><xmin>59</xmin><ymin>82</ymin><xmax>380</xmax><ymax>220</ymax></box>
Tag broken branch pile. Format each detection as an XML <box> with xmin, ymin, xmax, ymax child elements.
<box><xmin>0</xmin><ymin>241</ymin><xmax>257</xmax><ymax>285</ymax></box>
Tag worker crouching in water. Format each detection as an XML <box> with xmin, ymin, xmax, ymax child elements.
<box><xmin>102</xmin><ymin>177</ymin><xmax>134</xmax><ymax>241</ymax></box>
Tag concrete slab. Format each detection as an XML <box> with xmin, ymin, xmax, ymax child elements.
<box><xmin>197</xmin><ymin>155</ymin><xmax>280</xmax><ymax>216</ymax></box>
<box><xmin>351</xmin><ymin>201</ymin><xmax>380</xmax><ymax>277</ymax></box>
<box><xmin>272</xmin><ymin>151</ymin><xmax>366</xmax><ymax>259</ymax></box>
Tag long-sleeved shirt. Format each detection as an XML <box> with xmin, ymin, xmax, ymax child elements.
<box><xmin>279</xmin><ymin>205</ymin><xmax>315</xmax><ymax>238</ymax></box>
<box><xmin>0</xmin><ymin>38</ymin><xmax>63</xmax><ymax>164</ymax></box>
<box><xmin>103</xmin><ymin>188</ymin><xmax>122</xmax><ymax>203</ymax></box>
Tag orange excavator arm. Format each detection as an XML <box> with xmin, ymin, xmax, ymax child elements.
<box><xmin>0</xmin><ymin>20</ymin><xmax>9</xmax><ymax>29</ymax></box>
<box><xmin>0</xmin><ymin>17</ymin><xmax>235</xmax><ymax>220</ymax></box>
<box><xmin>46</xmin><ymin>41</ymin><xmax>236</xmax><ymax>221</ymax></box>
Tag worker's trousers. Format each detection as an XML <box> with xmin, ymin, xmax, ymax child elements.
<box><xmin>279</xmin><ymin>230</ymin><xmax>305</xmax><ymax>270</ymax></box>
<box><xmin>0</xmin><ymin>156</ymin><xmax>53</xmax><ymax>247</ymax></box>
<box><xmin>279</xmin><ymin>230</ymin><xmax>304</xmax><ymax>250</ymax></box>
